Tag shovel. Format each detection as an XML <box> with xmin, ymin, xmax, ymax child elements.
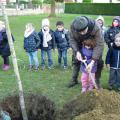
<box><xmin>82</xmin><ymin>60</ymin><xmax>98</xmax><ymax>89</ymax></box>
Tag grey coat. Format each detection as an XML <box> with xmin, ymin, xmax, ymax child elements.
<box><xmin>69</xmin><ymin>17</ymin><xmax>104</xmax><ymax>60</ymax></box>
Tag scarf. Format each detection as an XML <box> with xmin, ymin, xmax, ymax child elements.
<box><xmin>24</xmin><ymin>28</ymin><xmax>35</xmax><ymax>38</ymax></box>
<box><xmin>42</xmin><ymin>28</ymin><xmax>52</xmax><ymax>47</ymax></box>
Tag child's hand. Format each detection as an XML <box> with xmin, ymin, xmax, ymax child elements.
<box><xmin>76</xmin><ymin>51</ymin><xmax>83</xmax><ymax>61</ymax></box>
<box><xmin>81</xmin><ymin>56</ymin><xmax>87</xmax><ymax>63</ymax></box>
<box><xmin>86</xmin><ymin>60</ymin><xmax>95</xmax><ymax>73</ymax></box>
<box><xmin>81</xmin><ymin>59</ymin><xmax>86</xmax><ymax>63</ymax></box>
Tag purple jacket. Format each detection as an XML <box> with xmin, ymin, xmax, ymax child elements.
<box><xmin>80</xmin><ymin>47</ymin><xmax>97</xmax><ymax>73</ymax></box>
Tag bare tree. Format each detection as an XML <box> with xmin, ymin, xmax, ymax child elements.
<box><xmin>109</xmin><ymin>0</ymin><xmax>112</xmax><ymax>3</ymax></box>
<box><xmin>49</xmin><ymin>0</ymin><xmax>56</xmax><ymax>17</ymax></box>
<box><xmin>49</xmin><ymin>0</ymin><xmax>64</xmax><ymax>17</ymax></box>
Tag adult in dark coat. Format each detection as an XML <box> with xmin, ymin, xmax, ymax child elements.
<box><xmin>67</xmin><ymin>16</ymin><xmax>104</xmax><ymax>88</ymax></box>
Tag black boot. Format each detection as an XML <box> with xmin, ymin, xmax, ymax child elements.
<box><xmin>67</xmin><ymin>80</ymin><xmax>78</xmax><ymax>88</ymax></box>
<box><xmin>67</xmin><ymin>55</ymin><xmax>80</xmax><ymax>88</ymax></box>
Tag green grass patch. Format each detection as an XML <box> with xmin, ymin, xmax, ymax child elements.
<box><xmin>0</xmin><ymin>14</ymin><xmax>113</xmax><ymax>108</ymax></box>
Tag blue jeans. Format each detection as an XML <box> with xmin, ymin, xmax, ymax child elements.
<box><xmin>41</xmin><ymin>49</ymin><xmax>53</xmax><ymax>67</ymax></box>
<box><xmin>109</xmin><ymin>68</ymin><xmax>120</xmax><ymax>87</ymax></box>
<box><xmin>27</xmin><ymin>51</ymin><xmax>39</xmax><ymax>67</ymax></box>
<box><xmin>58</xmin><ymin>49</ymin><xmax>67</xmax><ymax>66</ymax></box>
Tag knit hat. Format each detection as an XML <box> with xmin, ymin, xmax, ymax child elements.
<box><xmin>42</xmin><ymin>18</ymin><xmax>50</xmax><ymax>27</ymax></box>
<box><xmin>113</xmin><ymin>16</ymin><xmax>120</xmax><ymax>26</ymax></box>
<box><xmin>113</xmin><ymin>16</ymin><xmax>120</xmax><ymax>22</ymax></box>
<box><xmin>96</xmin><ymin>15</ymin><xmax>104</xmax><ymax>23</ymax></box>
<box><xmin>73</xmin><ymin>16</ymin><xmax>88</xmax><ymax>32</ymax></box>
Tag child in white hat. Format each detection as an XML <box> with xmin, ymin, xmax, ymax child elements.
<box><xmin>96</xmin><ymin>15</ymin><xmax>106</xmax><ymax>35</ymax></box>
<box><xmin>38</xmin><ymin>18</ymin><xmax>55</xmax><ymax>70</ymax></box>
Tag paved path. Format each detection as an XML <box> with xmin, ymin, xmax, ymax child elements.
<box><xmin>0</xmin><ymin>6</ymin><xmax>64</xmax><ymax>16</ymax></box>
<box><xmin>0</xmin><ymin>8</ymin><xmax>44</xmax><ymax>16</ymax></box>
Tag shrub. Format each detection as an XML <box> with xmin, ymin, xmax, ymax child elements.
<box><xmin>65</xmin><ymin>3</ymin><xmax>120</xmax><ymax>15</ymax></box>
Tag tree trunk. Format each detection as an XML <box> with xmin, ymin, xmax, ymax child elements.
<box><xmin>109</xmin><ymin>0</ymin><xmax>112</xmax><ymax>3</ymax></box>
<box><xmin>28</xmin><ymin>0</ymin><xmax>33</xmax><ymax>9</ymax></box>
<box><xmin>49</xmin><ymin>0</ymin><xmax>56</xmax><ymax>17</ymax></box>
<box><xmin>16</xmin><ymin>0</ymin><xmax>19</xmax><ymax>10</ymax></box>
<box><xmin>0</xmin><ymin>3</ymin><xmax>28</xmax><ymax>120</ymax></box>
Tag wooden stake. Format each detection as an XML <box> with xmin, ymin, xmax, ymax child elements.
<box><xmin>0</xmin><ymin>3</ymin><xmax>28</xmax><ymax>120</ymax></box>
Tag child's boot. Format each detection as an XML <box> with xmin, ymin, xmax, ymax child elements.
<box><xmin>81</xmin><ymin>87</ymin><xmax>87</xmax><ymax>93</ymax></box>
<box><xmin>88</xmin><ymin>78</ymin><xmax>95</xmax><ymax>91</ymax></box>
<box><xmin>2</xmin><ymin>64</ymin><xmax>10</xmax><ymax>71</ymax></box>
<box><xmin>88</xmin><ymin>85</ymin><xmax>94</xmax><ymax>91</ymax></box>
<box><xmin>29</xmin><ymin>65</ymin><xmax>33</xmax><ymax>71</ymax></box>
<box><xmin>63</xmin><ymin>66</ymin><xmax>67</xmax><ymax>70</ymax></box>
<box><xmin>35</xmin><ymin>66</ymin><xmax>39</xmax><ymax>71</ymax></box>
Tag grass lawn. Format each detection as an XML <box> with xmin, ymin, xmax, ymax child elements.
<box><xmin>0</xmin><ymin>14</ymin><xmax>113</xmax><ymax>108</ymax></box>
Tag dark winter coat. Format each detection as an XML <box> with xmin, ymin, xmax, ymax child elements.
<box><xmin>38</xmin><ymin>29</ymin><xmax>55</xmax><ymax>51</ymax></box>
<box><xmin>69</xmin><ymin>16</ymin><xmax>104</xmax><ymax>61</ymax></box>
<box><xmin>104</xmin><ymin>26</ymin><xmax>120</xmax><ymax>48</ymax></box>
<box><xmin>54</xmin><ymin>29</ymin><xmax>69</xmax><ymax>50</ymax></box>
<box><xmin>106</xmin><ymin>45</ymin><xmax>120</xmax><ymax>69</ymax></box>
<box><xmin>24</xmin><ymin>31</ymin><xmax>41</xmax><ymax>53</ymax></box>
<box><xmin>0</xmin><ymin>29</ymin><xmax>14</xmax><ymax>57</ymax></box>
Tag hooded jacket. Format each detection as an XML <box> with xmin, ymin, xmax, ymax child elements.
<box><xmin>96</xmin><ymin>15</ymin><xmax>106</xmax><ymax>35</ymax></box>
<box><xmin>54</xmin><ymin>29</ymin><xmax>69</xmax><ymax>50</ymax></box>
<box><xmin>106</xmin><ymin>44</ymin><xmax>120</xmax><ymax>69</ymax></box>
<box><xmin>24</xmin><ymin>31</ymin><xmax>41</xmax><ymax>53</ymax></box>
<box><xmin>104</xmin><ymin>16</ymin><xmax>120</xmax><ymax>48</ymax></box>
<box><xmin>38</xmin><ymin>29</ymin><xmax>55</xmax><ymax>50</ymax></box>
<box><xmin>0</xmin><ymin>29</ymin><xmax>14</xmax><ymax>56</ymax></box>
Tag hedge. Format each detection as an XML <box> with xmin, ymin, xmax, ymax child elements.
<box><xmin>65</xmin><ymin>3</ymin><xmax>120</xmax><ymax>16</ymax></box>
<box><xmin>83</xmin><ymin>0</ymin><xmax>92</xmax><ymax>3</ymax></box>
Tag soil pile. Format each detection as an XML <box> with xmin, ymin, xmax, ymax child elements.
<box><xmin>57</xmin><ymin>89</ymin><xmax>120</xmax><ymax>120</ymax></box>
<box><xmin>1</xmin><ymin>89</ymin><xmax>120</xmax><ymax>120</ymax></box>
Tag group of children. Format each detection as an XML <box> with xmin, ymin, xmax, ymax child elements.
<box><xmin>104</xmin><ymin>16</ymin><xmax>120</xmax><ymax>91</ymax></box>
<box><xmin>1</xmin><ymin>16</ymin><xmax>120</xmax><ymax>93</ymax></box>
<box><xmin>24</xmin><ymin>18</ymin><xmax>69</xmax><ymax>70</ymax></box>
<box><xmin>0</xmin><ymin>19</ymin><xmax>69</xmax><ymax>71</ymax></box>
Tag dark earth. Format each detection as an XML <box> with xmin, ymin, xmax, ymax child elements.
<box><xmin>1</xmin><ymin>89</ymin><xmax>120</xmax><ymax>120</ymax></box>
